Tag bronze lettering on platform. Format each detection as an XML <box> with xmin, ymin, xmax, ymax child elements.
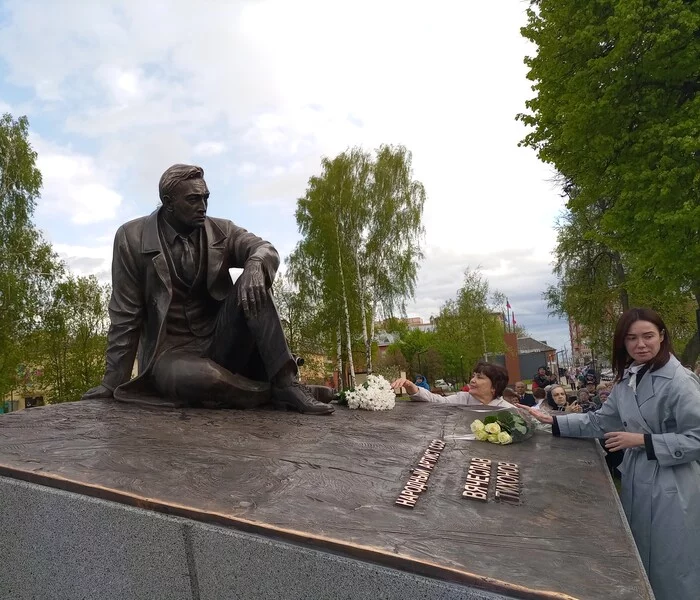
<box><xmin>462</xmin><ymin>458</ymin><xmax>491</xmax><ymax>502</ymax></box>
<box><xmin>495</xmin><ymin>461</ymin><xmax>521</xmax><ymax>503</ymax></box>
<box><xmin>462</xmin><ymin>459</ymin><xmax>522</xmax><ymax>503</ymax></box>
<box><xmin>395</xmin><ymin>439</ymin><xmax>445</xmax><ymax>509</ymax></box>
<box><xmin>463</xmin><ymin>490</ymin><xmax>487</xmax><ymax>500</ymax></box>
<box><xmin>468</xmin><ymin>467</ymin><xmax>490</xmax><ymax>476</ymax></box>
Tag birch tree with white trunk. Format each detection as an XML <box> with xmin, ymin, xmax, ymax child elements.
<box><xmin>288</xmin><ymin>146</ymin><xmax>425</xmax><ymax>389</ymax></box>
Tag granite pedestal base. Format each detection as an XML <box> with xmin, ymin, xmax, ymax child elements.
<box><xmin>1</xmin><ymin>476</ymin><xmax>510</xmax><ymax>600</ymax></box>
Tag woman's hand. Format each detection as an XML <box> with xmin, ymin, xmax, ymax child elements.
<box><xmin>516</xmin><ymin>404</ymin><xmax>553</xmax><ymax>425</ymax></box>
<box><xmin>565</xmin><ymin>401</ymin><xmax>582</xmax><ymax>414</ymax></box>
<box><xmin>390</xmin><ymin>378</ymin><xmax>418</xmax><ymax>396</ymax></box>
<box><xmin>604</xmin><ymin>432</ymin><xmax>645</xmax><ymax>452</ymax></box>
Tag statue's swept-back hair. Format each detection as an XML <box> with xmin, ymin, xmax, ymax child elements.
<box><xmin>158</xmin><ymin>164</ymin><xmax>204</xmax><ymax>202</ymax></box>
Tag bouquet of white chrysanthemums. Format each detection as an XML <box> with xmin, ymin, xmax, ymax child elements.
<box><xmin>469</xmin><ymin>409</ymin><xmax>534</xmax><ymax>444</ymax></box>
<box><xmin>344</xmin><ymin>374</ymin><xmax>396</xmax><ymax>411</ymax></box>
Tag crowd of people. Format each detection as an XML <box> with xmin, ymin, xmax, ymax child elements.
<box><xmin>390</xmin><ymin>307</ymin><xmax>700</xmax><ymax>600</ymax></box>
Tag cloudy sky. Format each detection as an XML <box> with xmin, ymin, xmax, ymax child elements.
<box><xmin>0</xmin><ymin>0</ymin><xmax>571</xmax><ymax>354</ymax></box>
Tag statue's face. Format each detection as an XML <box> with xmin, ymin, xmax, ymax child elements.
<box><xmin>166</xmin><ymin>178</ymin><xmax>209</xmax><ymax>229</ymax></box>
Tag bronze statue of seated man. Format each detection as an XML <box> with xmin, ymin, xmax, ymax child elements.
<box><xmin>82</xmin><ymin>164</ymin><xmax>333</xmax><ymax>415</ymax></box>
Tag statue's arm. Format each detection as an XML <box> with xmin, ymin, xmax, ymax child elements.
<box><xmin>101</xmin><ymin>225</ymin><xmax>144</xmax><ymax>392</ymax></box>
<box><xmin>229</xmin><ymin>224</ymin><xmax>280</xmax><ymax>287</ymax></box>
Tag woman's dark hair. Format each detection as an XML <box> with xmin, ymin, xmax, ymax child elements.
<box><xmin>472</xmin><ymin>361</ymin><xmax>509</xmax><ymax>398</ymax></box>
<box><xmin>545</xmin><ymin>385</ymin><xmax>566</xmax><ymax>410</ymax></box>
<box><xmin>533</xmin><ymin>387</ymin><xmax>546</xmax><ymax>400</ymax></box>
<box><xmin>612</xmin><ymin>308</ymin><xmax>674</xmax><ymax>382</ymax></box>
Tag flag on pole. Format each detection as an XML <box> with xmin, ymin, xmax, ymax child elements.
<box><xmin>512</xmin><ymin>312</ymin><xmax>517</xmax><ymax>327</ymax></box>
<box><xmin>506</xmin><ymin>299</ymin><xmax>511</xmax><ymax>309</ymax></box>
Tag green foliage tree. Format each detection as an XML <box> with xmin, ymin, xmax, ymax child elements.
<box><xmin>419</xmin><ymin>348</ymin><xmax>445</xmax><ymax>388</ymax></box>
<box><xmin>386</xmin><ymin>328</ymin><xmax>446</xmax><ymax>385</ymax></box>
<box><xmin>545</xmin><ymin>197</ymin><xmax>697</xmax><ymax>361</ymax></box>
<box><xmin>390</xmin><ymin>327</ymin><xmax>434</xmax><ymax>370</ymax></box>
<box><xmin>288</xmin><ymin>145</ymin><xmax>425</xmax><ymax>388</ymax></box>
<box><xmin>287</xmin><ymin>151</ymin><xmax>364</xmax><ymax>387</ymax></box>
<box><xmin>373</xmin><ymin>346</ymin><xmax>409</xmax><ymax>383</ymax></box>
<box><xmin>361</xmin><ymin>145</ymin><xmax>425</xmax><ymax>371</ymax></box>
<box><xmin>31</xmin><ymin>275</ymin><xmax>110</xmax><ymax>403</ymax></box>
<box><xmin>543</xmin><ymin>197</ymin><xmax>630</xmax><ymax>358</ymax></box>
<box><xmin>0</xmin><ymin>113</ymin><xmax>63</xmax><ymax>399</ymax></box>
<box><xmin>273</xmin><ymin>271</ymin><xmax>328</xmax><ymax>358</ymax></box>
<box><xmin>377</xmin><ymin>316</ymin><xmax>409</xmax><ymax>338</ymax></box>
<box><xmin>519</xmin><ymin>1</ymin><xmax>700</xmax><ymax>365</ymax></box>
<box><xmin>433</xmin><ymin>269</ymin><xmax>506</xmax><ymax>379</ymax></box>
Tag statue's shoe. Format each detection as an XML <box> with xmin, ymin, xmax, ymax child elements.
<box><xmin>227</xmin><ymin>373</ymin><xmax>271</xmax><ymax>395</ymax></box>
<box><xmin>272</xmin><ymin>382</ymin><xmax>335</xmax><ymax>415</ymax></box>
<box><xmin>305</xmin><ymin>384</ymin><xmax>337</xmax><ymax>404</ymax></box>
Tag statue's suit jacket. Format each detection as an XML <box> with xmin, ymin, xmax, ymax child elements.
<box><xmin>102</xmin><ymin>208</ymin><xmax>279</xmax><ymax>402</ymax></box>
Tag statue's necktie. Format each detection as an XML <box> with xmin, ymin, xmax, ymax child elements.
<box><xmin>178</xmin><ymin>235</ymin><xmax>196</xmax><ymax>285</ymax></box>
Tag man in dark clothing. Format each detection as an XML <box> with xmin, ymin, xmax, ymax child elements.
<box><xmin>514</xmin><ymin>381</ymin><xmax>536</xmax><ymax>407</ymax></box>
<box><xmin>81</xmin><ymin>164</ymin><xmax>332</xmax><ymax>415</ymax></box>
<box><xmin>584</xmin><ymin>381</ymin><xmax>601</xmax><ymax>408</ymax></box>
<box><xmin>532</xmin><ymin>366</ymin><xmax>556</xmax><ymax>390</ymax></box>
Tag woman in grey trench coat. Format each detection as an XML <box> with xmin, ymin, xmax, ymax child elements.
<box><xmin>523</xmin><ymin>308</ymin><xmax>700</xmax><ymax>600</ymax></box>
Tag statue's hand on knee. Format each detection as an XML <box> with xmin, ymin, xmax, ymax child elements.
<box><xmin>81</xmin><ymin>384</ymin><xmax>114</xmax><ymax>401</ymax></box>
<box><xmin>237</xmin><ymin>261</ymin><xmax>267</xmax><ymax>319</ymax></box>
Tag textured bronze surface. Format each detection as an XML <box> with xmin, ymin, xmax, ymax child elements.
<box><xmin>0</xmin><ymin>400</ymin><xmax>651</xmax><ymax>600</ymax></box>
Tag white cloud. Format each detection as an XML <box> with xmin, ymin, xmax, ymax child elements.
<box><xmin>236</xmin><ymin>162</ymin><xmax>258</xmax><ymax>177</ymax></box>
<box><xmin>33</xmin><ymin>137</ymin><xmax>123</xmax><ymax>224</ymax></box>
<box><xmin>94</xmin><ymin>65</ymin><xmax>148</xmax><ymax>106</ymax></box>
<box><xmin>193</xmin><ymin>141</ymin><xmax>227</xmax><ymax>157</ymax></box>
<box><xmin>52</xmin><ymin>243</ymin><xmax>112</xmax><ymax>282</ymax></box>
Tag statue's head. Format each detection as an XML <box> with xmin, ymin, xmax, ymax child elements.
<box><xmin>159</xmin><ymin>164</ymin><xmax>209</xmax><ymax>229</ymax></box>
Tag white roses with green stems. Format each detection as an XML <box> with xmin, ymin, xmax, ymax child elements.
<box><xmin>469</xmin><ymin>409</ymin><xmax>533</xmax><ymax>444</ymax></box>
<box><xmin>471</xmin><ymin>419</ymin><xmax>513</xmax><ymax>445</ymax></box>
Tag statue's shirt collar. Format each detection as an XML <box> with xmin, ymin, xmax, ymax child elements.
<box><xmin>158</xmin><ymin>213</ymin><xmax>200</xmax><ymax>248</ymax></box>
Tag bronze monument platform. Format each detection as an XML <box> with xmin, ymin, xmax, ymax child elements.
<box><xmin>0</xmin><ymin>400</ymin><xmax>651</xmax><ymax>600</ymax></box>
